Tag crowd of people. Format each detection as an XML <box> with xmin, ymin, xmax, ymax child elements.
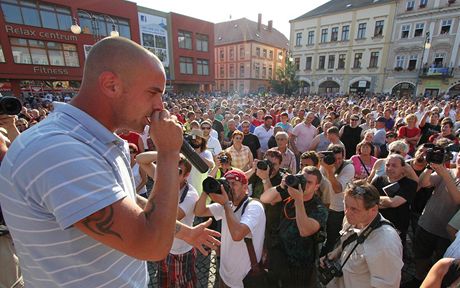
<box><xmin>1</xmin><ymin>37</ymin><xmax>460</xmax><ymax>288</ymax></box>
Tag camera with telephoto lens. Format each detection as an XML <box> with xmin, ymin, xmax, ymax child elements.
<box><xmin>318</xmin><ymin>258</ymin><xmax>343</xmax><ymax>285</ymax></box>
<box><xmin>285</xmin><ymin>173</ymin><xmax>307</xmax><ymax>191</ymax></box>
<box><xmin>219</xmin><ymin>155</ymin><xmax>229</xmax><ymax>164</ymax></box>
<box><xmin>0</xmin><ymin>96</ymin><xmax>22</xmax><ymax>115</ymax></box>
<box><xmin>256</xmin><ymin>159</ymin><xmax>273</xmax><ymax>171</ymax></box>
<box><xmin>202</xmin><ymin>176</ymin><xmax>232</xmax><ymax>195</ymax></box>
<box><xmin>319</xmin><ymin>151</ymin><xmax>336</xmax><ymax>165</ymax></box>
<box><xmin>425</xmin><ymin>144</ymin><xmax>460</xmax><ymax>164</ymax></box>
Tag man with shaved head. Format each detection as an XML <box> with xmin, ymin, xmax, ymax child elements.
<box><xmin>0</xmin><ymin>37</ymin><xmax>220</xmax><ymax>287</ymax></box>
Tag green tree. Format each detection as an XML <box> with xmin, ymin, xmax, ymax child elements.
<box><xmin>269</xmin><ymin>55</ymin><xmax>299</xmax><ymax>95</ymax></box>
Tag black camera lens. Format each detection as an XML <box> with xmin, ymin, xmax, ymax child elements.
<box><xmin>257</xmin><ymin>159</ymin><xmax>272</xmax><ymax>171</ymax></box>
<box><xmin>202</xmin><ymin>177</ymin><xmax>232</xmax><ymax>195</ymax></box>
<box><xmin>285</xmin><ymin>174</ymin><xmax>307</xmax><ymax>190</ymax></box>
<box><xmin>0</xmin><ymin>96</ymin><xmax>22</xmax><ymax>115</ymax></box>
<box><xmin>319</xmin><ymin>151</ymin><xmax>336</xmax><ymax>165</ymax></box>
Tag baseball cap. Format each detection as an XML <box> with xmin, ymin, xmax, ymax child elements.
<box><xmin>376</xmin><ymin>117</ymin><xmax>386</xmax><ymax>123</ymax></box>
<box><xmin>224</xmin><ymin>170</ymin><xmax>248</xmax><ymax>184</ymax></box>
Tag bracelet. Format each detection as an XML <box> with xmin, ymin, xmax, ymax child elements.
<box><xmin>224</xmin><ymin>201</ymin><xmax>232</xmax><ymax>208</ymax></box>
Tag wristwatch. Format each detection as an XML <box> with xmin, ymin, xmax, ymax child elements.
<box><xmin>224</xmin><ymin>201</ymin><xmax>232</xmax><ymax>208</ymax></box>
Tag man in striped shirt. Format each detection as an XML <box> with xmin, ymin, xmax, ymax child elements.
<box><xmin>0</xmin><ymin>37</ymin><xmax>219</xmax><ymax>288</ymax></box>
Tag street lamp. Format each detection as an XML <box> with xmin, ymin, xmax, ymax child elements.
<box><xmin>415</xmin><ymin>32</ymin><xmax>431</xmax><ymax>98</ymax></box>
<box><xmin>71</xmin><ymin>10</ymin><xmax>119</xmax><ymax>42</ymax></box>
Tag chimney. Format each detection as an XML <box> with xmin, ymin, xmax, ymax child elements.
<box><xmin>258</xmin><ymin>13</ymin><xmax>262</xmax><ymax>31</ymax></box>
<box><xmin>268</xmin><ymin>20</ymin><xmax>273</xmax><ymax>31</ymax></box>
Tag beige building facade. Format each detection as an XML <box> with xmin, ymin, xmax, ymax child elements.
<box><xmin>385</xmin><ymin>0</ymin><xmax>460</xmax><ymax>98</ymax></box>
<box><xmin>290</xmin><ymin>0</ymin><xmax>397</xmax><ymax>96</ymax></box>
<box><xmin>214</xmin><ymin>15</ymin><xmax>288</xmax><ymax>94</ymax></box>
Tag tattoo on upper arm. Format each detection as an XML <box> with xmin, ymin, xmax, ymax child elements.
<box><xmin>82</xmin><ymin>206</ymin><xmax>122</xmax><ymax>240</ymax></box>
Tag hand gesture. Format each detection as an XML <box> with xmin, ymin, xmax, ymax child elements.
<box><xmin>185</xmin><ymin>218</ymin><xmax>221</xmax><ymax>256</ymax></box>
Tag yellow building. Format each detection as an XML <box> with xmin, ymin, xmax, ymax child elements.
<box><xmin>290</xmin><ymin>0</ymin><xmax>397</xmax><ymax>95</ymax></box>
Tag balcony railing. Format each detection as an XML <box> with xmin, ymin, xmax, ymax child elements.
<box><xmin>419</xmin><ymin>66</ymin><xmax>454</xmax><ymax>78</ymax></box>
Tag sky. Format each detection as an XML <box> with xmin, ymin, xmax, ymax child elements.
<box><xmin>134</xmin><ymin>0</ymin><xmax>330</xmax><ymax>39</ymax></box>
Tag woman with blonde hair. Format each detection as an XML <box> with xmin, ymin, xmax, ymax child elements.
<box><xmin>398</xmin><ymin>113</ymin><xmax>421</xmax><ymax>156</ymax></box>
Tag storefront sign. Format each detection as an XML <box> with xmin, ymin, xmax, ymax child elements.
<box><xmin>33</xmin><ymin>66</ymin><xmax>69</xmax><ymax>75</ymax></box>
<box><xmin>5</xmin><ymin>25</ymin><xmax>78</xmax><ymax>42</ymax></box>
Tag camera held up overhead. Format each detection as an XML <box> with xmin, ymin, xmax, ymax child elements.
<box><xmin>425</xmin><ymin>143</ymin><xmax>460</xmax><ymax>165</ymax></box>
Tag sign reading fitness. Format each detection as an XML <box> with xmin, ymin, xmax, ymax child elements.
<box><xmin>5</xmin><ymin>25</ymin><xmax>78</xmax><ymax>42</ymax></box>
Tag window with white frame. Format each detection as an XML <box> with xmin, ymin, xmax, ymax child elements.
<box><xmin>441</xmin><ymin>19</ymin><xmax>452</xmax><ymax>34</ymax></box>
<box><xmin>318</xmin><ymin>55</ymin><xmax>325</xmax><ymax>69</ymax></box>
<box><xmin>338</xmin><ymin>54</ymin><xmax>346</xmax><ymax>69</ymax></box>
<box><xmin>305</xmin><ymin>56</ymin><xmax>312</xmax><ymax>70</ymax></box>
<box><xmin>342</xmin><ymin>25</ymin><xmax>350</xmax><ymax>41</ymax></box>
<box><xmin>401</xmin><ymin>24</ymin><xmax>410</xmax><ymax>38</ymax></box>
<box><xmin>180</xmin><ymin>57</ymin><xmax>193</xmax><ymax>74</ymax></box>
<box><xmin>369</xmin><ymin>51</ymin><xmax>379</xmax><ymax>68</ymax></box>
<box><xmin>374</xmin><ymin>20</ymin><xmax>384</xmax><ymax>37</ymax></box>
<box><xmin>321</xmin><ymin>28</ymin><xmax>328</xmax><ymax>43</ymax></box>
<box><xmin>420</xmin><ymin>0</ymin><xmax>428</xmax><ymax>7</ymax></box>
<box><xmin>353</xmin><ymin>53</ymin><xmax>362</xmax><ymax>68</ymax></box>
<box><xmin>357</xmin><ymin>23</ymin><xmax>366</xmax><ymax>39</ymax></box>
<box><xmin>328</xmin><ymin>55</ymin><xmax>335</xmax><ymax>69</ymax></box>
<box><xmin>229</xmin><ymin>64</ymin><xmax>234</xmax><ymax>77</ymax></box>
<box><xmin>178</xmin><ymin>31</ymin><xmax>192</xmax><ymax>49</ymax></box>
<box><xmin>294</xmin><ymin>57</ymin><xmax>300</xmax><ymax>70</ymax></box>
<box><xmin>408</xmin><ymin>55</ymin><xmax>418</xmax><ymax>70</ymax></box>
<box><xmin>196</xmin><ymin>34</ymin><xmax>208</xmax><ymax>52</ymax></box>
<box><xmin>395</xmin><ymin>55</ymin><xmax>406</xmax><ymax>68</ymax></box>
<box><xmin>414</xmin><ymin>23</ymin><xmax>424</xmax><ymax>37</ymax></box>
<box><xmin>307</xmin><ymin>31</ymin><xmax>314</xmax><ymax>45</ymax></box>
<box><xmin>331</xmin><ymin>27</ymin><xmax>339</xmax><ymax>42</ymax></box>
<box><xmin>239</xmin><ymin>47</ymin><xmax>245</xmax><ymax>59</ymax></box>
<box><xmin>197</xmin><ymin>59</ymin><xmax>209</xmax><ymax>75</ymax></box>
<box><xmin>240</xmin><ymin>64</ymin><xmax>245</xmax><ymax>77</ymax></box>
<box><xmin>296</xmin><ymin>32</ymin><xmax>302</xmax><ymax>46</ymax></box>
<box><xmin>434</xmin><ymin>52</ymin><xmax>446</xmax><ymax>66</ymax></box>
<box><xmin>407</xmin><ymin>0</ymin><xmax>415</xmax><ymax>10</ymax></box>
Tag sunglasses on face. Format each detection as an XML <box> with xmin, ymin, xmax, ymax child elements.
<box><xmin>390</xmin><ymin>150</ymin><xmax>401</xmax><ymax>155</ymax></box>
<box><xmin>201</xmin><ymin>126</ymin><xmax>211</xmax><ymax>130</ymax></box>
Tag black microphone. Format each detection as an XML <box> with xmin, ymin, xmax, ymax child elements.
<box><xmin>181</xmin><ymin>139</ymin><xmax>209</xmax><ymax>173</ymax></box>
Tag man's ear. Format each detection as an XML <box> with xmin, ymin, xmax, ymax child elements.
<box><xmin>99</xmin><ymin>71</ymin><xmax>123</xmax><ymax>98</ymax></box>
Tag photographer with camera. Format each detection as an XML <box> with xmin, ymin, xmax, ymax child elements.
<box><xmin>320</xmin><ymin>144</ymin><xmax>355</xmax><ymax>255</ymax></box>
<box><xmin>209</xmin><ymin>151</ymin><xmax>235</xmax><ymax>179</ymax></box>
<box><xmin>320</xmin><ymin>181</ymin><xmax>403</xmax><ymax>288</ymax></box>
<box><xmin>194</xmin><ymin>170</ymin><xmax>266</xmax><ymax>288</ymax></box>
<box><xmin>260</xmin><ymin>166</ymin><xmax>328</xmax><ymax>287</ymax></box>
<box><xmin>410</xmin><ymin>144</ymin><xmax>460</xmax><ymax>287</ymax></box>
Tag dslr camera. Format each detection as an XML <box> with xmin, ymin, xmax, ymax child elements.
<box><xmin>285</xmin><ymin>173</ymin><xmax>307</xmax><ymax>191</ymax></box>
<box><xmin>202</xmin><ymin>176</ymin><xmax>232</xmax><ymax>195</ymax></box>
<box><xmin>319</xmin><ymin>151</ymin><xmax>336</xmax><ymax>165</ymax></box>
<box><xmin>0</xmin><ymin>96</ymin><xmax>22</xmax><ymax>115</ymax></box>
<box><xmin>318</xmin><ymin>258</ymin><xmax>343</xmax><ymax>285</ymax></box>
<box><xmin>426</xmin><ymin>144</ymin><xmax>460</xmax><ymax>165</ymax></box>
<box><xmin>256</xmin><ymin>159</ymin><xmax>273</xmax><ymax>171</ymax></box>
<box><xmin>219</xmin><ymin>155</ymin><xmax>229</xmax><ymax>164</ymax></box>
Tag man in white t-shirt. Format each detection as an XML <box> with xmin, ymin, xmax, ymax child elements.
<box><xmin>157</xmin><ymin>157</ymin><xmax>200</xmax><ymax>286</ymax></box>
<box><xmin>254</xmin><ymin>115</ymin><xmax>274</xmax><ymax>154</ymax></box>
<box><xmin>195</xmin><ymin>170</ymin><xmax>266</xmax><ymax>288</ymax></box>
<box><xmin>201</xmin><ymin>120</ymin><xmax>222</xmax><ymax>156</ymax></box>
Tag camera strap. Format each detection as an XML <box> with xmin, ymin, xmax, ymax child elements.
<box><xmin>357</xmin><ymin>157</ymin><xmax>370</xmax><ymax>176</ymax></box>
<box><xmin>234</xmin><ymin>196</ymin><xmax>250</xmax><ymax>214</ymax></box>
<box><xmin>179</xmin><ymin>183</ymin><xmax>189</xmax><ymax>204</ymax></box>
<box><xmin>339</xmin><ymin>214</ymin><xmax>394</xmax><ymax>270</ymax></box>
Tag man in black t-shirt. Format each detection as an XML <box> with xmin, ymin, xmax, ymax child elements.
<box><xmin>371</xmin><ymin>154</ymin><xmax>417</xmax><ymax>248</ymax></box>
<box><xmin>418</xmin><ymin>111</ymin><xmax>440</xmax><ymax>145</ymax></box>
<box><xmin>241</xmin><ymin>120</ymin><xmax>261</xmax><ymax>159</ymax></box>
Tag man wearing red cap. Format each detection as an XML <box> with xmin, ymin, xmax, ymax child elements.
<box><xmin>195</xmin><ymin>170</ymin><xmax>266</xmax><ymax>288</ymax></box>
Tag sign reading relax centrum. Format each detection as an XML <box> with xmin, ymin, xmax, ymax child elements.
<box><xmin>5</xmin><ymin>24</ymin><xmax>78</xmax><ymax>42</ymax></box>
